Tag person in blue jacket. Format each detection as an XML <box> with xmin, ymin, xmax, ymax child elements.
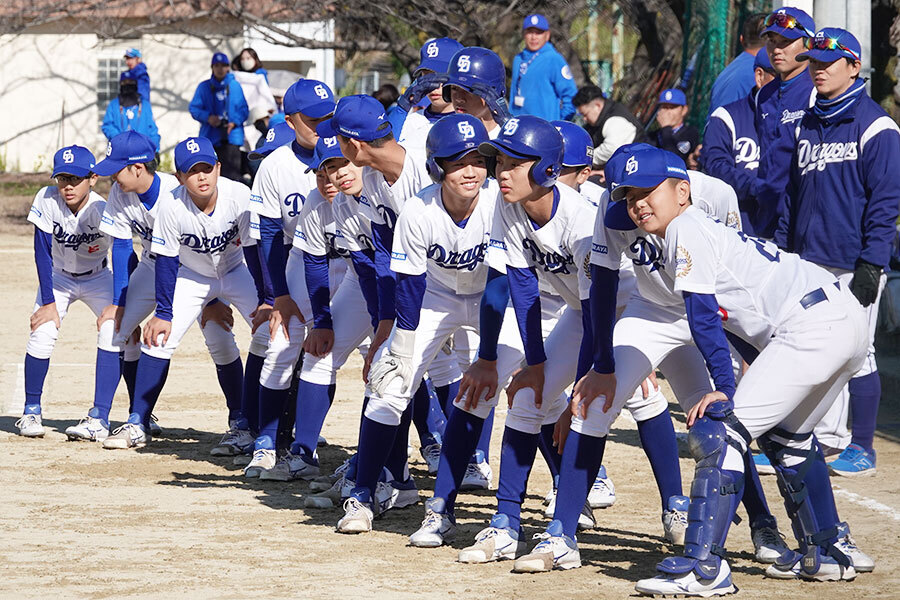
<box><xmin>751</xmin><ymin>7</ymin><xmax>817</xmax><ymax>239</ymax></box>
<box><xmin>701</xmin><ymin>49</ymin><xmax>775</xmax><ymax>233</ymax></box>
<box><xmin>122</xmin><ymin>48</ymin><xmax>150</xmax><ymax>104</ymax></box>
<box><xmin>102</xmin><ymin>73</ymin><xmax>161</xmax><ymax>153</ymax></box>
<box><xmin>777</xmin><ymin>28</ymin><xmax>900</xmax><ymax>480</ymax></box>
<box><xmin>189</xmin><ymin>52</ymin><xmax>249</xmax><ymax>181</ymax></box>
<box><xmin>509</xmin><ymin>13</ymin><xmax>577</xmax><ymax>121</ymax></box>
<box><xmin>706</xmin><ymin>13</ymin><xmax>767</xmax><ymax>120</ymax></box>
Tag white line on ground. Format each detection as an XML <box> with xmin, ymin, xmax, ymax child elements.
<box><xmin>0</xmin><ymin>248</ymin><xmax>33</xmax><ymax>254</ymax></box>
<box><xmin>833</xmin><ymin>485</ymin><xmax>900</xmax><ymax>522</ymax></box>
<box><xmin>6</xmin><ymin>363</ymin><xmax>24</xmax><ymax>415</ymax></box>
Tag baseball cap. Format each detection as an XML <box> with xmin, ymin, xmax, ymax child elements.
<box><xmin>415</xmin><ymin>38</ymin><xmax>464</xmax><ymax>76</ymax></box>
<box><xmin>658</xmin><ymin>88</ymin><xmax>687</xmax><ymax>106</ymax></box>
<box><xmin>523</xmin><ymin>14</ymin><xmax>549</xmax><ymax>31</ymax></box>
<box><xmin>249</xmin><ymin>121</ymin><xmax>294</xmax><ymax>161</ymax></box>
<box><xmin>609</xmin><ymin>145</ymin><xmax>688</xmax><ymax>202</ymax></box>
<box><xmin>174</xmin><ymin>137</ymin><xmax>218</xmax><ymax>172</ymax></box>
<box><xmin>760</xmin><ymin>7</ymin><xmax>815</xmax><ymax>40</ymax></box>
<box><xmin>92</xmin><ymin>131</ymin><xmax>155</xmax><ymax>176</ymax></box>
<box><xmin>798</xmin><ymin>28</ymin><xmax>862</xmax><ymax>63</ymax></box>
<box><xmin>754</xmin><ymin>48</ymin><xmax>774</xmax><ymax>71</ymax></box>
<box><xmin>316</xmin><ymin>95</ymin><xmax>392</xmax><ymax>142</ymax></box>
<box><xmin>283</xmin><ymin>79</ymin><xmax>336</xmax><ymax>118</ymax></box>
<box><xmin>124</xmin><ymin>48</ymin><xmax>142</xmax><ymax>58</ymax></box>
<box><xmin>306</xmin><ymin>135</ymin><xmax>344</xmax><ymax>172</ymax></box>
<box><xmin>211</xmin><ymin>52</ymin><xmax>229</xmax><ymax>66</ymax></box>
<box><xmin>552</xmin><ymin>120</ymin><xmax>594</xmax><ymax>168</ymax></box>
<box><xmin>51</xmin><ymin>145</ymin><xmax>96</xmax><ymax>178</ymax></box>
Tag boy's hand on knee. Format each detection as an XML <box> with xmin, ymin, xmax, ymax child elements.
<box><xmin>30</xmin><ymin>302</ymin><xmax>60</xmax><ymax>332</ymax></box>
<box><xmin>143</xmin><ymin>316</ymin><xmax>171</xmax><ymax>347</ymax></box>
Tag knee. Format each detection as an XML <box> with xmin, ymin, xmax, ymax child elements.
<box><xmin>26</xmin><ymin>322</ymin><xmax>59</xmax><ymax>359</ymax></box>
<box><xmin>505</xmin><ymin>389</ymin><xmax>544</xmax><ymax>435</ymax></box>
<box><xmin>97</xmin><ymin>319</ymin><xmax>118</xmax><ymax>352</ymax></box>
<box><xmin>626</xmin><ymin>383</ymin><xmax>669</xmax><ymax>422</ymax></box>
<box><xmin>364</xmin><ymin>394</ymin><xmax>408</xmax><ymax>426</ymax></box>
<box><xmin>202</xmin><ymin>323</ymin><xmax>240</xmax><ymax>364</ymax></box>
<box><xmin>454</xmin><ymin>390</ymin><xmax>497</xmax><ymax>420</ymax></box>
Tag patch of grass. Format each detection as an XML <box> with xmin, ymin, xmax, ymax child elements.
<box><xmin>0</xmin><ymin>181</ymin><xmax>44</xmax><ymax>197</ymax></box>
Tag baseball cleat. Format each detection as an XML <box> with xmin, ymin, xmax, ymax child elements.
<box><xmin>210</xmin><ymin>419</ymin><xmax>254</xmax><ymax>456</ymax></box>
<box><xmin>375</xmin><ymin>476</ymin><xmax>420</xmax><ymax>514</ymax></box>
<box><xmin>512</xmin><ymin>520</ymin><xmax>581</xmax><ymax>573</ymax></box>
<box><xmin>336</xmin><ymin>497</ymin><xmax>374</xmax><ymax>534</ymax></box>
<box><xmin>308</xmin><ymin>459</ymin><xmax>352</xmax><ymax>491</ymax></box>
<box><xmin>305</xmin><ymin>474</ymin><xmax>355</xmax><ymax>509</ymax></box>
<box><xmin>764</xmin><ymin>549</ymin><xmax>857</xmax><ymax>581</ymax></box>
<box><xmin>148</xmin><ymin>413</ymin><xmax>163</xmax><ymax>437</ymax></box>
<box><xmin>460</xmin><ymin>450</ymin><xmax>492</xmax><ymax>491</ymax></box>
<box><xmin>577</xmin><ymin>500</ymin><xmax>596</xmax><ymax>531</ymax></box>
<box><xmin>102</xmin><ymin>413</ymin><xmax>148</xmax><ymax>449</ymax></box>
<box><xmin>260</xmin><ymin>450</ymin><xmax>321</xmax><ymax>481</ymax></box>
<box><xmin>588</xmin><ymin>465</ymin><xmax>616</xmax><ymax>508</ymax></box>
<box><xmin>635</xmin><ymin>559</ymin><xmax>738</xmax><ymax>597</ymax></box>
<box><xmin>834</xmin><ymin>521</ymin><xmax>874</xmax><ymax>572</ymax></box>
<box><xmin>16</xmin><ymin>407</ymin><xmax>44</xmax><ymax>438</ymax></box>
<box><xmin>409</xmin><ymin>498</ymin><xmax>456</xmax><ymax>548</ymax></box>
<box><xmin>828</xmin><ymin>444</ymin><xmax>876</xmax><ymax>477</ymax></box>
<box><xmin>420</xmin><ymin>442</ymin><xmax>442</xmax><ymax>475</ymax></box>
<box><xmin>232</xmin><ymin>451</ymin><xmax>253</xmax><ymax>466</ymax></box>
<box><xmin>543</xmin><ymin>488</ymin><xmax>557</xmax><ymax>518</ymax></box>
<box><xmin>243</xmin><ymin>436</ymin><xmax>276</xmax><ymax>478</ymax></box>
<box><xmin>662</xmin><ymin>495</ymin><xmax>689</xmax><ymax>546</ymax></box>
<box><xmin>458</xmin><ymin>513</ymin><xmax>525</xmax><ymax>563</ymax></box>
<box><xmin>65</xmin><ymin>407</ymin><xmax>109</xmax><ymax>441</ymax></box>
<box><xmin>317</xmin><ymin>434</ymin><xmax>328</xmax><ymax>447</ymax></box>
<box><xmin>751</xmin><ymin>524</ymin><xmax>789</xmax><ymax>564</ymax></box>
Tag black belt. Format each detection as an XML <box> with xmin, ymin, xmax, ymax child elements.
<box><xmin>64</xmin><ymin>258</ymin><xmax>107</xmax><ymax>277</ymax></box>
<box><xmin>799</xmin><ymin>281</ymin><xmax>840</xmax><ymax>310</ymax></box>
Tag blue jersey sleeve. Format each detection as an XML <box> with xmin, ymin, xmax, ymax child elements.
<box><xmin>507</xmin><ymin>266</ymin><xmax>545</xmax><ymax>365</ymax></box>
<box><xmin>396</xmin><ymin>272</ymin><xmax>426</xmax><ymax>331</ymax></box>
<box><xmin>860</xmin><ymin>129</ymin><xmax>900</xmax><ymax>268</ymax></box>
<box><xmin>478</xmin><ymin>268</ymin><xmax>509</xmax><ymax>361</ymax></box>
<box><xmin>576</xmin><ymin>298</ymin><xmax>594</xmax><ymax>382</ymax></box>
<box><xmin>243</xmin><ymin>245</ymin><xmax>273</xmax><ymax>306</ymax></box>
<box><xmin>350</xmin><ymin>249</ymin><xmax>380</xmax><ymax>331</ymax></box>
<box><xmin>303</xmin><ymin>251</ymin><xmax>333</xmax><ymax>329</ymax></box>
<box><xmin>683</xmin><ymin>291</ymin><xmax>736</xmax><ymax>400</ymax></box>
<box><xmin>34</xmin><ymin>227</ymin><xmax>55</xmax><ymax>306</ymax></box>
<box><xmin>154</xmin><ymin>255</ymin><xmax>179</xmax><ymax>321</ymax></box>
<box><xmin>590</xmin><ymin>264</ymin><xmax>619</xmax><ymax>373</ymax></box>
<box><xmin>111</xmin><ymin>237</ymin><xmax>137</xmax><ymax>305</ymax></box>
<box><xmin>371</xmin><ymin>222</ymin><xmax>397</xmax><ymax>322</ymax></box>
<box><xmin>258</xmin><ymin>216</ymin><xmax>289</xmax><ymax>297</ymax></box>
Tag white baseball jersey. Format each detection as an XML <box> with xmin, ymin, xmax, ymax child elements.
<box><xmin>293</xmin><ymin>188</ymin><xmax>350</xmax><ymax>261</ymax></box>
<box><xmin>397</xmin><ymin>110</ymin><xmax>432</xmax><ymax>154</ymax></box>
<box><xmin>151</xmin><ymin>177</ymin><xmax>252</xmax><ymax>278</ymax></box>
<box><xmin>580</xmin><ymin>179</ymin><xmax>605</xmax><ymax>208</ymax></box>
<box><xmin>488</xmin><ymin>183</ymin><xmax>594</xmax><ymax>310</ymax></box>
<box><xmin>249</xmin><ymin>143</ymin><xmax>317</xmax><ymax>240</ymax></box>
<box><xmin>333</xmin><ymin>192</ymin><xmax>375</xmax><ymax>253</ymax></box>
<box><xmin>359</xmin><ymin>147</ymin><xmax>431</xmax><ymax>228</ymax></box>
<box><xmin>99</xmin><ymin>172</ymin><xmax>181</xmax><ymax>258</ymax></box>
<box><xmin>666</xmin><ymin>206</ymin><xmax>838</xmax><ymax>348</ymax></box>
<box><xmin>390</xmin><ymin>180</ymin><xmax>498</xmax><ymax>296</ymax></box>
<box><xmin>591</xmin><ymin>171</ymin><xmax>740</xmax><ymax>307</ymax></box>
<box><xmin>28</xmin><ymin>186</ymin><xmax>110</xmax><ymax>274</ymax></box>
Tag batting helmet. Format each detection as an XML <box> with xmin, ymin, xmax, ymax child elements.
<box><xmin>442</xmin><ymin>47</ymin><xmax>506</xmax><ymax>103</ymax></box>
<box><xmin>425</xmin><ymin>114</ymin><xmax>489</xmax><ymax>183</ymax></box>
<box><xmin>551</xmin><ymin>121</ymin><xmax>594</xmax><ymax>168</ymax></box>
<box><xmin>478</xmin><ymin>116</ymin><xmax>563</xmax><ymax>187</ymax></box>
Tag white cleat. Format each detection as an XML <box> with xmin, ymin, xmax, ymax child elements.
<box><xmin>148</xmin><ymin>414</ymin><xmax>162</xmax><ymax>437</ymax></box>
<box><xmin>210</xmin><ymin>420</ymin><xmax>254</xmax><ymax>456</ymax></box>
<box><xmin>102</xmin><ymin>414</ymin><xmax>148</xmax><ymax>449</ymax></box>
<box><xmin>336</xmin><ymin>497</ymin><xmax>374</xmax><ymax>534</ymax></box>
<box><xmin>663</xmin><ymin>495</ymin><xmax>689</xmax><ymax>546</ymax></box>
<box><xmin>577</xmin><ymin>500</ymin><xmax>596</xmax><ymax>531</ymax></box>
<box><xmin>512</xmin><ymin>520</ymin><xmax>581</xmax><ymax>573</ymax></box>
<box><xmin>65</xmin><ymin>408</ymin><xmax>109</xmax><ymax>442</ymax></box>
<box><xmin>458</xmin><ymin>513</ymin><xmax>525</xmax><ymax>563</ymax></box>
<box><xmin>834</xmin><ymin>521</ymin><xmax>874</xmax><ymax>573</ymax></box>
<box><xmin>409</xmin><ymin>498</ymin><xmax>456</xmax><ymax>548</ymax></box>
<box><xmin>259</xmin><ymin>451</ymin><xmax>321</xmax><ymax>481</ymax></box>
<box><xmin>317</xmin><ymin>434</ymin><xmax>328</xmax><ymax>447</ymax></box>
<box><xmin>635</xmin><ymin>559</ymin><xmax>738</xmax><ymax>597</ymax></box>
<box><xmin>460</xmin><ymin>450</ymin><xmax>492</xmax><ymax>491</ymax></box>
<box><xmin>765</xmin><ymin>550</ymin><xmax>856</xmax><ymax>581</ymax></box>
<box><xmin>751</xmin><ymin>525</ymin><xmax>789</xmax><ymax>564</ymax></box>
<box><xmin>374</xmin><ymin>477</ymin><xmax>419</xmax><ymax>514</ymax></box>
<box><xmin>16</xmin><ymin>411</ymin><xmax>44</xmax><ymax>438</ymax></box>
<box><xmin>420</xmin><ymin>442</ymin><xmax>441</xmax><ymax>475</ymax></box>
<box><xmin>588</xmin><ymin>465</ymin><xmax>616</xmax><ymax>508</ymax></box>
<box><xmin>244</xmin><ymin>436</ymin><xmax>277</xmax><ymax>478</ymax></box>
<box><xmin>305</xmin><ymin>474</ymin><xmax>355</xmax><ymax>509</ymax></box>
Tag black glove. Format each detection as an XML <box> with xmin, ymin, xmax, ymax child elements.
<box><xmin>397</xmin><ymin>73</ymin><xmax>448</xmax><ymax>111</ymax></box>
<box><xmin>849</xmin><ymin>259</ymin><xmax>882</xmax><ymax>307</ymax></box>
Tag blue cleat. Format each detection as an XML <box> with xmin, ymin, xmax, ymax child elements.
<box><xmin>828</xmin><ymin>444</ymin><xmax>876</xmax><ymax>477</ymax></box>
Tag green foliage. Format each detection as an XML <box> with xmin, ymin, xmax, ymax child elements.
<box><xmin>158</xmin><ymin>151</ymin><xmax>174</xmax><ymax>174</ymax></box>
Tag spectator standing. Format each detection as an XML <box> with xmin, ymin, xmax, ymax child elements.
<box><xmin>509</xmin><ymin>13</ymin><xmax>577</xmax><ymax>121</ymax></box>
<box><xmin>573</xmin><ymin>85</ymin><xmax>647</xmax><ymax>171</ymax></box>
<box><xmin>122</xmin><ymin>48</ymin><xmax>150</xmax><ymax>104</ymax></box>
<box><xmin>652</xmin><ymin>89</ymin><xmax>700</xmax><ymax>166</ymax></box>
<box><xmin>233</xmin><ymin>48</ymin><xmax>269</xmax><ymax>81</ymax></box>
<box><xmin>706</xmin><ymin>13</ymin><xmax>768</xmax><ymax>119</ymax></box>
<box><xmin>101</xmin><ymin>73</ymin><xmax>160</xmax><ymax>153</ymax></box>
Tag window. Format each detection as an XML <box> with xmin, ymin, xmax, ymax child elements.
<box><xmin>97</xmin><ymin>56</ymin><xmax>125</xmax><ymax>110</ymax></box>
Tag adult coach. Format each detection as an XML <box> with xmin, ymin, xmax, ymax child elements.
<box><xmin>706</xmin><ymin>13</ymin><xmax>767</xmax><ymax>119</ymax></box>
<box><xmin>573</xmin><ymin>85</ymin><xmax>647</xmax><ymax>170</ymax></box>
<box><xmin>509</xmin><ymin>14</ymin><xmax>577</xmax><ymax>121</ymax></box>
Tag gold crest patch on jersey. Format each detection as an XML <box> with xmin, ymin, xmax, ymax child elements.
<box><xmin>676</xmin><ymin>244</ymin><xmax>692</xmax><ymax>278</ymax></box>
<box><xmin>583</xmin><ymin>254</ymin><xmax>592</xmax><ymax>280</ymax></box>
<box><xmin>725</xmin><ymin>211</ymin><xmax>740</xmax><ymax>229</ymax></box>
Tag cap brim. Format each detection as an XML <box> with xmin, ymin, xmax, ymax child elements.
<box><xmin>603</xmin><ymin>199</ymin><xmax>638</xmax><ymax>231</ymax></box>
<box><xmin>478</xmin><ymin>140</ymin><xmax>534</xmax><ymax>160</ymax></box>
<box><xmin>609</xmin><ymin>175</ymin><xmax>668</xmax><ymax>202</ymax></box>
<box><xmin>316</xmin><ymin>118</ymin><xmax>339</xmax><ymax>138</ymax></box>
<box><xmin>761</xmin><ymin>25</ymin><xmax>806</xmax><ymax>40</ymax></box>
<box><xmin>289</xmin><ymin>101</ymin><xmax>335</xmax><ymax>119</ymax></box>
<box><xmin>798</xmin><ymin>49</ymin><xmax>848</xmax><ymax>62</ymax></box>
<box><xmin>415</xmin><ymin>59</ymin><xmax>450</xmax><ymax>76</ymax></box>
<box><xmin>177</xmin><ymin>155</ymin><xmax>218</xmax><ymax>173</ymax></box>
<box><xmin>90</xmin><ymin>159</ymin><xmax>127</xmax><ymax>177</ymax></box>
<box><xmin>51</xmin><ymin>165</ymin><xmax>92</xmax><ymax>178</ymax></box>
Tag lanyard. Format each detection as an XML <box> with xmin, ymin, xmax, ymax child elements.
<box><xmin>514</xmin><ymin>49</ymin><xmax>542</xmax><ymax>97</ymax></box>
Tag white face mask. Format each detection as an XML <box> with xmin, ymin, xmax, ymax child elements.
<box><xmin>241</xmin><ymin>57</ymin><xmax>256</xmax><ymax>71</ymax></box>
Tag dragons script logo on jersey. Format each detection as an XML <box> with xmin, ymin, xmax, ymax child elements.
<box><xmin>427</xmin><ymin>241</ymin><xmax>488</xmax><ymax>271</ymax></box>
<box><xmin>521</xmin><ymin>239</ymin><xmax>575</xmax><ymax>274</ymax></box>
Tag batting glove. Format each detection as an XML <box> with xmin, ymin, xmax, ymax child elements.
<box><xmin>849</xmin><ymin>259</ymin><xmax>881</xmax><ymax>307</ymax></box>
<box><xmin>369</xmin><ymin>328</ymin><xmax>415</xmax><ymax>396</ymax></box>
<box><xmin>397</xmin><ymin>73</ymin><xmax>449</xmax><ymax>111</ymax></box>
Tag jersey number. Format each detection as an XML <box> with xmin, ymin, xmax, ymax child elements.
<box><xmin>737</xmin><ymin>231</ymin><xmax>780</xmax><ymax>262</ymax></box>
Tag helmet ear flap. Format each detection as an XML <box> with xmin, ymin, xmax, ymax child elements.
<box><xmin>426</xmin><ymin>156</ymin><xmax>444</xmax><ymax>183</ymax></box>
<box><xmin>442</xmin><ymin>85</ymin><xmax>453</xmax><ymax>103</ymax></box>
<box><xmin>485</xmin><ymin>155</ymin><xmax>497</xmax><ymax>179</ymax></box>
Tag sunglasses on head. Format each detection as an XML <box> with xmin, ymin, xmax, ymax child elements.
<box><xmin>764</xmin><ymin>13</ymin><xmax>815</xmax><ymax>37</ymax></box>
<box><xmin>803</xmin><ymin>36</ymin><xmax>861</xmax><ymax>61</ymax></box>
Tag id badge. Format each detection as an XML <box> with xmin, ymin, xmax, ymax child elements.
<box><xmin>514</xmin><ymin>95</ymin><xmax>525</xmax><ymax>107</ymax></box>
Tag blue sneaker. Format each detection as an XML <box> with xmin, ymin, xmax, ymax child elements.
<box><xmin>753</xmin><ymin>452</ymin><xmax>775</xmax><ymax>475</ymax></box>
<box><xmin>828</xmin><ymin>444</ymin><xmax>876</xmax><ymax>477</ymax></box>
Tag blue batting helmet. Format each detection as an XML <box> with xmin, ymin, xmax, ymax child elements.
<box><xmin>442</xmin><ymin>47</ymin><xmax>506</xmax><ymax>102</ymax></box>
<box><xmin>478</xmin><ymin>116</ymin><xmax>563</xmax><ymax>187</ymax></box>
<box><xmin>551</xmin><ymin>121</ymin><xmax>594</xmax><ymax>168</ymax></box>
<box><xmin>426</xmin><ymin>114</ymin><xmax>489</xmax><ymax>183</ymax></box>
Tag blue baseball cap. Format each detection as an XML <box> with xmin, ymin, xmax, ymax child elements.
<box><xmin>124</xmin><ymin>48</ymin><xmax>142</xmax><ymax>58</ymax></box>
<box><xmin>798</xmin><ymin>28</ymin><xmax>862</xmax><ymax>63</ymax></box>
<box><xmin>523</xmin><ymin>14</ymin><xmax>549</xmax><ymax>31</ymax></box>
<box><xmin>174</xmin><ymin>137</ymin><xmax>218</xmax><ymax>172</ymax></box>
<box><xmin>306</xmin><ymin>135</ymin><xmax>344</xmax><ymax>172</ymax></box>
<box><xmin>249</xmin><ymin>121</ymin><xmax>295</xmax><ymax>161</ymax></box>
<box><xmin>51</xmin><ymin>145</ymin><xmax>96</xmax><ymax>178</ymax></box>
<box><xmin>754</xmin><ymin>48</ymin><xmax>773</xmax><ymax>71</ymax></box>
<box><xmin>415</xmin><ymin>38</ymin><xmax>464</xmax><ymax>76</ymax></box>
<box><xmin>761</xmin><ymin>7</ymin><xmax>815</xmax><ymax>40</ymax></box>
<box><xmin>658</xmin><ymin>88</ymin><xmax>687</xmax><ymax>106</ymax></box>
<box><xmin>316</xmin><ymin>95</ymin><xmax>392</xmax><ymax>142</ymax></box>
<box><xmin>603</xmin><ymin>144</ymin><xmax>687</xmax><ymax>230</ymax></box>
<box><xmin>552</xmin><ymin>120</ymin><xmax>594</xmax><ymax>168</ymax></box>
<box><xmin>92</xmin><ymin>131</ymin><xmax>155</xmax><ymax>176</ymax></box>
<box><xmin>609</xmin><ymin>145</ymin><xmax>688</xmax><ymax>202</ymax></box>
<box><xmin>283</xmin><ymin>79</ymin><xmax>336</xmax><ymax>118</ymax></box>
<box><xmin>211</xmin><ymin>52</ymin><xmax>229</xmax><ymax>66</ymax></box>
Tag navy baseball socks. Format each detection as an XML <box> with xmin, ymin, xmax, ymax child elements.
<box><xmin>215</xmin><ymin>356</ymin><xmax>244</xmax><ymax>425</ymax></box>
<box><xmin>431</xmin><ymin>406</ymin><xmax>486</xmax><ymax>511</ymax></box>
<box><xmin>102</xmin><ymin>353</ymin><xmax>168</xmax><ymax>448</ymax></box>
<box><xmin>240</xmin><ymin>352</ymin><xmax>263</xmax><ymax>433</ymax></box>
<box><xmin>16</xmin><ymin>354</ymin><xmax>50</xmax><ymax>436</ymax></box>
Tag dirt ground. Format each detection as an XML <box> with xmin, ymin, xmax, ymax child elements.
<box><xmin>1</xmin><ymin>208</ymin><xmax>899</xmax><ymax>599</ymax></box>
